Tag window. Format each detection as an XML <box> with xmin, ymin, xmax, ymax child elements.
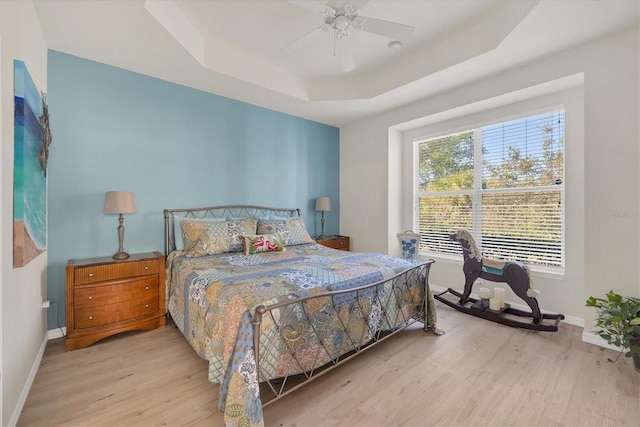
<box><xmin>415</xmin><ymin>109</ymin><xmax>565</xmax><ymax>268</ymax></box>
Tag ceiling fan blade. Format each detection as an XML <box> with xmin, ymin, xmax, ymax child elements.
<box><xmin>357</xmin><ymin>15</ymin><xmax>415</xmax><ymax>42</ymax></box>
<box><xmin>338</xmin><ymin>37</ymin><xmax>355</xmax><ymax>72</ymax></box>
<box><xmin>287</xmin><ymin>0</ymin><xmax>332</xmax><ymax>14</ymax></box>
<box><xmin>279</xmin><ymin>27</ymin><xmax>321</xmax><ymax>55</ymax></box>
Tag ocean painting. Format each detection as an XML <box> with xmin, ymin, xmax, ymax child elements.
<box><xmin>14</xmin><ymin>60</ymin><xmax>46</xmax><ymax>267</ymax></box>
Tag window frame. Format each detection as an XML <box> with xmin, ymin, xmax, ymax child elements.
<box><xmin>412</xmin><ymin>107</ymin><xmax>566</xmax><ymax>275</ymax></box>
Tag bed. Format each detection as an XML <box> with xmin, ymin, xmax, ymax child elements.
<box><xmin>163</xmin><ymin>205</ymin><xmax>440</xmax><ymax>426</ymax></box>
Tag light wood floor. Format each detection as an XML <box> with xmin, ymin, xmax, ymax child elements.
<box><xmin>19</xmin><ymin>303</ymin><xmax>640</xmax><ymax>426</ymax></box>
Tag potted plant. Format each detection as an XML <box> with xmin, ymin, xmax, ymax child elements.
<box><xmin>586</xmin><ymin>290</ymin><xmax>640</xmax><ymax>370</ymax></box>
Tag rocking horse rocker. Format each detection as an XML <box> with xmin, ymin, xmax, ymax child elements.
<box><xmin>434</xmin><ymin>229</ymin><xmax>564</xmax><ymax>332</ymax></box>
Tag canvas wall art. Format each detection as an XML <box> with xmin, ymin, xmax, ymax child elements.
<box><xmin>14</xmin><ymin>60</ymin><xmax>48</xmax><ymax>268</ymax></box>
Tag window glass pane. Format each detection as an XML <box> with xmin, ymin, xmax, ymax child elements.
<box><xmin>418</xmin><ymin>131</ymin><xmax>474</xmax><ymax>192</ymax></box>
<box><xmin>481</xmin><ymin>191</ymin><xmax>563</xmax><ymax>267</ymax></box>
<box><xmin>418</xmin><ymin>195</ymin><xmax>472</xmax><ymax>255</ymax></box>
<box><xmin>482</xmin><ymin>110</ymin><xmax>564</xmax><ymax>189</ymax></box>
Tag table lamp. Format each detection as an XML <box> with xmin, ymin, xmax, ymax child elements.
<box><xmin>104</xmin><ymin>191</ymin><xmax>136</xmax><ymax>260</ymax></box>
<box><xmin>315</xmin><ymin>197</ymin><xmax>331</xmax><ymax>239</ymax></box>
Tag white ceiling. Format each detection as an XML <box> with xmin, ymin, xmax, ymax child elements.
<box><xmin>34</xmin><ymin>0</ymin><xmax>639</xmax><ymax>127</ymax></box>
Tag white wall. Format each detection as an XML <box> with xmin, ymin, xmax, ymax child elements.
<box><xmin>341</xmin><ymin>27</ymin><xmax>639</xmax><ymax>329</ymax></box>
<box><xmin>0</xmin><ymin>1</ymin><xmax>49</xmax><ymax>425</ymax></box>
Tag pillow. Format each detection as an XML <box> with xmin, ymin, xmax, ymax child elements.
<box><xmin>182</xmin><ymin>218</ymin><xmax>258</xmax><ymax>257</ymax></box>
<box><xmin>173</xmin><ymin>215</ymin><xmax>226</xmax><ymax>251</ymax></box>
<box><xmin>242</xmin><ymin>234</ymin><xmax>285</xmax><ymax>255</ymax></box>
<box><xmin>257</xmin><ymin>217</ymin><xmax>314</xmax><ymax>246</ymax></box>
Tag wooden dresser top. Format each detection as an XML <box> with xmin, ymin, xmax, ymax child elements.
<box><xmin>68</xmin><ymin>252</ymin><xmax>162</xmax><ymax>268</ymax></box>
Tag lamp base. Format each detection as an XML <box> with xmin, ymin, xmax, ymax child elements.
<box><xmin>318</xmin><ymin>234</ymin><xmax>328</xmax><ymax>239</ymax></box>
<box><xmin>112</xmin><ymin>251</ymin><xmax>130</xmax><ymax>260</ymax></box>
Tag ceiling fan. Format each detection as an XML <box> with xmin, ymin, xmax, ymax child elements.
<box><xmin>282</xmin><ymin>0</ymin><xmax>415</xmax><ymax>73</ymax></box>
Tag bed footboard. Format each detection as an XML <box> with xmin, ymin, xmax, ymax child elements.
<box><xmin>252</xmin><ymin>259</ymin><xmax>438</xmax><ymax>406</ymax></box>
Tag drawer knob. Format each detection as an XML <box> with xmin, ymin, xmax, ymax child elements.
<box><xmin>88</xmin><ymin>296</ymin><xmax>93</xmax><ymax>300</ymax></box>
<box><xmin>89</xmin><ymin>316</ymin><xmax>93</xmax><ymax>320</ymax></box>
<box><xmin>88</xmin><ymin>273</ymin><xmax>94</xmax><ymax>277</ymax></box>
<box><xmin>145</xmin><ymin>304</ymin><xmax>149</xmax><ymax>308</ymax></box>
<box><xmin>145</xmin><ymin>266</ymin><xmax>149</xmax><ymax>270</ymax></box>
<box><xmin>145</xmin><ymin>286</ymin><xmax>149</xmax><ymax>290</ymax></box>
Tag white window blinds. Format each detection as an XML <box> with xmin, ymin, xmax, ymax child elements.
<box><xmin>416</xmin><ymin>109</ymin><xmax>565</xmax><ymax>268</ymax></box>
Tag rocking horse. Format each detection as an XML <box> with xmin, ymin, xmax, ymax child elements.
<box><xmin>434</xmin><ymin>228</ymin><xmax>564</xmax><ymax>332</ymax></box>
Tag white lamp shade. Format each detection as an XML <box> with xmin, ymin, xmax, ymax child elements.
<box><xmin>104</xmin><ymin>191</ymin><xmax>136</xmax><ymax>214</ymax></box>
<box><xmin>315</xmin><ymin>197</ymin><xmax>331</xmax><ymax>212</ymax></box>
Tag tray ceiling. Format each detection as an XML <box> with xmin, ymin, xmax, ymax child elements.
<box><xmin>35</xmin><ymin>0</ymin><xmax>638</xmax><ymax>126</ymax></box>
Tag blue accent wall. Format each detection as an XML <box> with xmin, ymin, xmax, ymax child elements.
<box><xmin>47</xmin><ymin>51</ymin><xmax>339</xmax><ymax>329</ymax></box>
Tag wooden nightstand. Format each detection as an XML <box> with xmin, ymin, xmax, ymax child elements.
<box><xmin>65</xmin><ymin>252</ymin><xmax>166</xmax><ymax>351</ymax></box>
<box><xmin>315</xmin><ymin>235</ymin><xmax>350</xmax><ymax>251</ymax></box>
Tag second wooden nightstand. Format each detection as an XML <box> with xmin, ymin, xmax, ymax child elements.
<box><xmin>315</xmin><ymin>235</ymin><xmax>350</xmax><ymax>251</ymax></box>
<box><xmin>65</xmin><ymin>252</ymin><xmax>166</xmax><ymax>351</ymax></box>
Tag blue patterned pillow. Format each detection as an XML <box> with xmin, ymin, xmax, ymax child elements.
<box><xmin>257</xmin><ymin>217</ymin><xmax>314</xmax><ymax>246</ymax></box>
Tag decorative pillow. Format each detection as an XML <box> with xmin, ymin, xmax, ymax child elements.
<box><xmin>257</xmin><ymin>217</ymin><xmax>314</xmax><ymax>246</ymax></box>
<box><xmin>242</xmin><ymin>234</ymin><xmax>285</xmax><ymax>255</ymax></box>
<box><xmin>182</xmin><ymin>218</ymin><xmax>258</xmax><ymax>257</ymax></box>
<box><xmin>173</xmin><ymin>215</ymin><xmax>226</xmax><ymax>251</ymax></box>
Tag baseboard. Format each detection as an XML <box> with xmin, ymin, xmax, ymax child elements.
<box><xmin>8</xmin><ymin>333</ymin><xmax>48</xmax><ymax>427</ymax></box>
<box><xmin>581</xmin><ymin>330</ymin><xmax>622</xmax><ymax>352</ymax></box>
<box><xmin>47</xmin><ymin>326</ymin><xmax>66</xmax><ymax>340</ymax></box>
<box><xmin>429</xmin><ymin>283</ymin><xmax>583</xmax><ymax>327</ymax></box>
<box><xmin>430</xmin><ymin>284</ymin><xmax>448</xmax><ymax>294</ymax></box>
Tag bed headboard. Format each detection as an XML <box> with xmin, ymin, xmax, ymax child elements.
<box><xmin>163</xmin><ymin>204</ymin><xmax>302</xmax><ymax>256</ymax></box>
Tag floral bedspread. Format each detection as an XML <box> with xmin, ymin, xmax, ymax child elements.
<box><xmin>166</xmin><ymin>243</ymin><xmax>437</xmax><ymax>426</ymax></box>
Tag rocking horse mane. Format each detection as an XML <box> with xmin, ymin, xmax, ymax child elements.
<box><xmin>455</xmin><ymin>228</ymin><xmax>482</xmax><ymax>261</ymax></box>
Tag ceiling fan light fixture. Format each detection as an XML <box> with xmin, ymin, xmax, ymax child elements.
<box><xmin>322</xmin><ymin>8</ymin><xmax>336</xmax><ymax>19</ymax></box>
<box><xmin>352</xmin><ymin>17</ymin><xmax>365</xmax><ymax>31</ymax></box>
<box><xmin>388</xmin><ymin>40</ymin><xmax>403</xmax><ymax>50</ymax></box>
<box><xmin>334</xmin><ymin>15</ymin><xmax>350</xmax><ymax>30</ymax></box>
<box><xmin>321</xmin><ymin>5</ymin><xmax>363</xmax><ymax>41</ymax></box>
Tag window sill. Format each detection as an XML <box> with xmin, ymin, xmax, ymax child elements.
<box><xmin>419</xmin><ymin>252</ymin><xmax>565</xmax><ymax>280</ymax></box>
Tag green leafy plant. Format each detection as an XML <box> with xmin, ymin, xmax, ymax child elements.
<box><xmin>586</xmin><ymin>290</ymin><xmax>640</xmax><ymax>363</ymax></box>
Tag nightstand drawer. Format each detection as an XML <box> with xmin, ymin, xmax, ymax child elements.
<box><xmin>74</xmin><ymin>295</ymin><xmax>159</xmax><ymax>329</ymax></box>
<box><xmin>316</xmin><ymin>236</ymin><xmax>350</xmax><ymax>251</ymax></box>
<box><xmin>328</xmin><ymin>239</ymin><xmax>349</xmax><ymax>250</ymax></box>
<box><xmin>75</xmin><ymin>259</ymin><xmax>159</xmax><ymax>285</ymax></box>
<box><xmin>74</xmin><ymin>276</ymin><xmax>159</xmax><ymax>309</ymax></box>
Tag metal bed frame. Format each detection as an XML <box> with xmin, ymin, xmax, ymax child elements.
<box><xmin>164</xmin><ymin>205</ymin><xmax>439</xmax><ymax>407</ymax></box>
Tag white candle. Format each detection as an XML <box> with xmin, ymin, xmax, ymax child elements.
<box><xmin>494</xmin><ymin>287</ymin><xmax>506</xmax><ymax>308</ymax></box>
<box><xmin>489</xmin><ymin>298</ymin><xmax>501</xmax><ymax>311</ymax></box>
<box><xmin>478</xmin><ymin>287</ymin><xmax>491</xmax><ymax>300</ymax></box>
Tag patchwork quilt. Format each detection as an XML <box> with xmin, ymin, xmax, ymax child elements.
<box><xmin>166</xmin><ymin>243</ymin><xmax>437</xmax><ymax>426</ymax></box>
